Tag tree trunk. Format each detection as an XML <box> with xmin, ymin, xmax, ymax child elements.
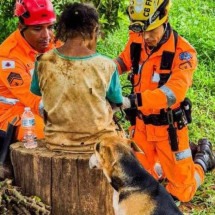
<box><xmin>10</xmin><ymin>141</ymin><xmax>114</xmax><ymax>215</ymax></box>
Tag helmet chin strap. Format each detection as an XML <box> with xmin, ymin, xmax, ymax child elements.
<box><xmin>18</xmin><ymin>22</ymin><xmax>28</xmax><ymax>35</ymax></box>
<box><xmin>156</xmin><ymin>23</ymin><xmax>168</xmax><ymax>46</ymax></box>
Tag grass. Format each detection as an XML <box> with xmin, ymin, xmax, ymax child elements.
<box><xmin>97</xmin><ymin>0</ymin><xmax>215</xmax><ymax>214</ymax></box>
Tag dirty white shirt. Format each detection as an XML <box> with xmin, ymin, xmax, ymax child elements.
<box><xmin>31</xmin><ymin>49</ymin><xmax>123</xmax><ymax>152</ymax></box>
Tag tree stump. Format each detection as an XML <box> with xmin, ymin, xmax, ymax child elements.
<box><xmin>10</xmin><ymin>141</ymin><xmax>114</xmax><ymax>215</ymax></box>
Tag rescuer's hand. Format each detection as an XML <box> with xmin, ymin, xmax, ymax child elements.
<box><xmin>122</xmin><ymin>94</ymin><xmax>137</xmax><ymax>109</ymax></box>
<box><xmin>122</xmin><ymin>96</ymin><xmax>131</xmax><ymax>109</ymax></box>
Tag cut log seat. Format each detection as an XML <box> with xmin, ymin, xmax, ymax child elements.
<box><xmin>10</xmin><ymin>140</ymin><xmax>114</xmax><ymax>215</ymax></box>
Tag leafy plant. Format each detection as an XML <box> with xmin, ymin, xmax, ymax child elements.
<box><xmin>0</xmin><ymin>0</ymin><xmax>17</xmax><ymax>43</ymax></box>
<box><xmin>169</xmin><ymin>0</ymin><xmax>215</xmax><ymax>63</ymax></box>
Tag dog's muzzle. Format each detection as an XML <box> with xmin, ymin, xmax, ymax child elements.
<box><xmin>89</xmin><ymin>154</ymin><xmax>100</xmax><ymax>169</ymax></box>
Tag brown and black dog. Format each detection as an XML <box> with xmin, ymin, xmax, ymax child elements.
<box><xmin>89</xmin><ymin>136</ymin><xmax>183</xmax><ymax>215</ymax></box>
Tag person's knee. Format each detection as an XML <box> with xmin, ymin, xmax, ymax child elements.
<box><xmin>166</xmin><ymin>182</ymin><xmax>196</xmax><ymax>202</ymax></box>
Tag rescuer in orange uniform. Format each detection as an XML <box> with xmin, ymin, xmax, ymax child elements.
<box><xmin>0</xmin><ymin>0</ymin><xmax>59</xmax><ymax>141</ymax></box>
<box><xmin>116</xmin><ymin>0</ymin><xmax>215</xmax><ymax>202</ymax></box>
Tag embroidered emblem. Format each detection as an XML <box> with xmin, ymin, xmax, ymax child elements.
<box><xmin>179</xmin><ymin>61</ymin><xmax>192</xmax><ymax>70</ymax></box>
<box><xmin>7</xmin><ymin>72</ymin><xmax>24</xmax><ymax>86</ymax></box>
<box><xmin>179</xmin><ymin>52</ymin><xmax>192</xmax><ymax>61</ymax></box>
<box><xmin>2</xmin><ymin>60</ymin><xmax>15</xmax><ymax>69</ymax></box>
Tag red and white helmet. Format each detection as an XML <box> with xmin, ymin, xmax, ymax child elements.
<box><xmin>14</xmin><ymin>0</ymin><xmax>56</xmax><ymax>25</ymax></box>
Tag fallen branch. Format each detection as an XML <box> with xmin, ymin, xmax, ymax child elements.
<box><xmin>0</xmin><ymin>179</ymin><xmax>51</xmax><ymax>215</ymax></box>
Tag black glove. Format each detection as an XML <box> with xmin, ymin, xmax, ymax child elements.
<box><xmin>123</xmin><ymin>94</ymin><xmax>137</xmax><ymax>126</ymax></box>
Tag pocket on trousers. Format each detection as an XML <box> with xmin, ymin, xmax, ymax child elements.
<box><xmin>145</xmin><ymin>125</ymin><xmax>169</xmax><ymax>141</ymax></box>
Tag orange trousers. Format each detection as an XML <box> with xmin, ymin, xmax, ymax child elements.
<box><xmin>0</xmin><ymin>106</ymin><xmax>44</xmax><ymax>141</ymax></box>
<box><xmin>132</xmin><ymin>118</ymin><xmax>204</xmax><ymax>202</ymax></box>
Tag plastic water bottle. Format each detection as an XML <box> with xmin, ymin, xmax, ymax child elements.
<box><xmin>21</xmin><ymin>107</ymin><xmax>37</xmax><ymax>148</ymax></box>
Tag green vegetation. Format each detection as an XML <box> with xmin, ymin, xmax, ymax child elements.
<box><xmin>0</xmin><ymin>0</ymin><xmax>17</xmax><ymax>42</ymax></box>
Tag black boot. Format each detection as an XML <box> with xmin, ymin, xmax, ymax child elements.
<box><xmin>194</xmin><ymin>138</ymin><xmax>215</xmax><ymax>172</ymax></box>
<box><xmin>189</xmin><ymin>141</ymin><xmax>198</xmax><ymax>159</ymax></box>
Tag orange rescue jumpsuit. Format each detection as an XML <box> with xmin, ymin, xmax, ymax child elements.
<box><xmin>0</xmin><ymin>29</ymin><xmax>60</xmax><ymax>140</ymax></box>
<box><xmin>115</xmin><ymin>25</ymin><xmax>204</xmax><ymax>202</ymax></box>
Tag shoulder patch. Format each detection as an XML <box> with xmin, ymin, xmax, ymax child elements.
<box><xmin>179</xmin><ymin>52</ymin><xmax>192</xmax><ymax>61</ymax></box>
<box><xmin>179</xmin><ymin>61</ymin><xmax>192</xmax><ymax>70</ymax></box>
<box><xmin>2</xmin><ymin>60</ymin><xmax>15</xmax><ymax>69</ymax></box>
<box><xmin>7</xmin><ymin>72</ymin><xmax>24</xmax><ymax>87</ymax></box>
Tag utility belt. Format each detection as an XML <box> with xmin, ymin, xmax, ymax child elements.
<box><xmin>124</xmin><ymin>98</ymin><xmax>192</xmax><ymax>152</ymax></box>
<box><xmin>142</xmin><ymin>98</ymin><xmax>192</xmax><ymax>151</ymax></box>
<box><xmin>139</xmin><ymin>107</ymin><xmax>186</xmax><ymax>129</ymax></box>
<box><xmin>139</xmin><ymin>97</ymin><xmax>192</xmax><ymax>129</ymax></box>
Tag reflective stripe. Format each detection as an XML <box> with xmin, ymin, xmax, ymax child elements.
<box><xmin>160</xmin><ymin>85</ymin><xmax>176</xmax><ymax>107</ymax></box>
<box><xmin>0</xmin><ymin>96</ymin><xmax>19</xmax><ymax>105</ymax></box>
<box><xmin>174</xmin><ymin>148</ymin><xmax>192</xmax><ymax>161</ymax></box>
<box><xmin>115</xmin><ymin>57</ymin><xmax>127</xmax><ymax>73</ymax></box>
<box><xmin>194</xmin><ymin>171</ymin><xmax>202</xmax><ymax>188</ymax></box>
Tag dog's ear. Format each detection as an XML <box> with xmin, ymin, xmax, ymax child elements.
<box><xmin>103</xmin><ymin>145</ymin><xmax>115</xmax><ymax>164</ymax></box>
<box><xmin>119</xmin><ymin>137</ymin><xmax>143</xmax><ymax>153</ymax></box>
<box><xmin>130</xmin><ymin>141</ymin><xmax>144</xmax><ymax>154</ymax></box>
<box><xmin>95</xmin><ymin>142</ymin><xmax>101</xmax><ymax>153</ymax></box>
<box><xmin>99</xmin><ymin>142</ymin><xmax>117</xmax><ymax>168</ymax></box>
<box><xmin>94</xmin><ymin>141</ymin><xmax>115</xmax><ymax>165</ymax></box>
